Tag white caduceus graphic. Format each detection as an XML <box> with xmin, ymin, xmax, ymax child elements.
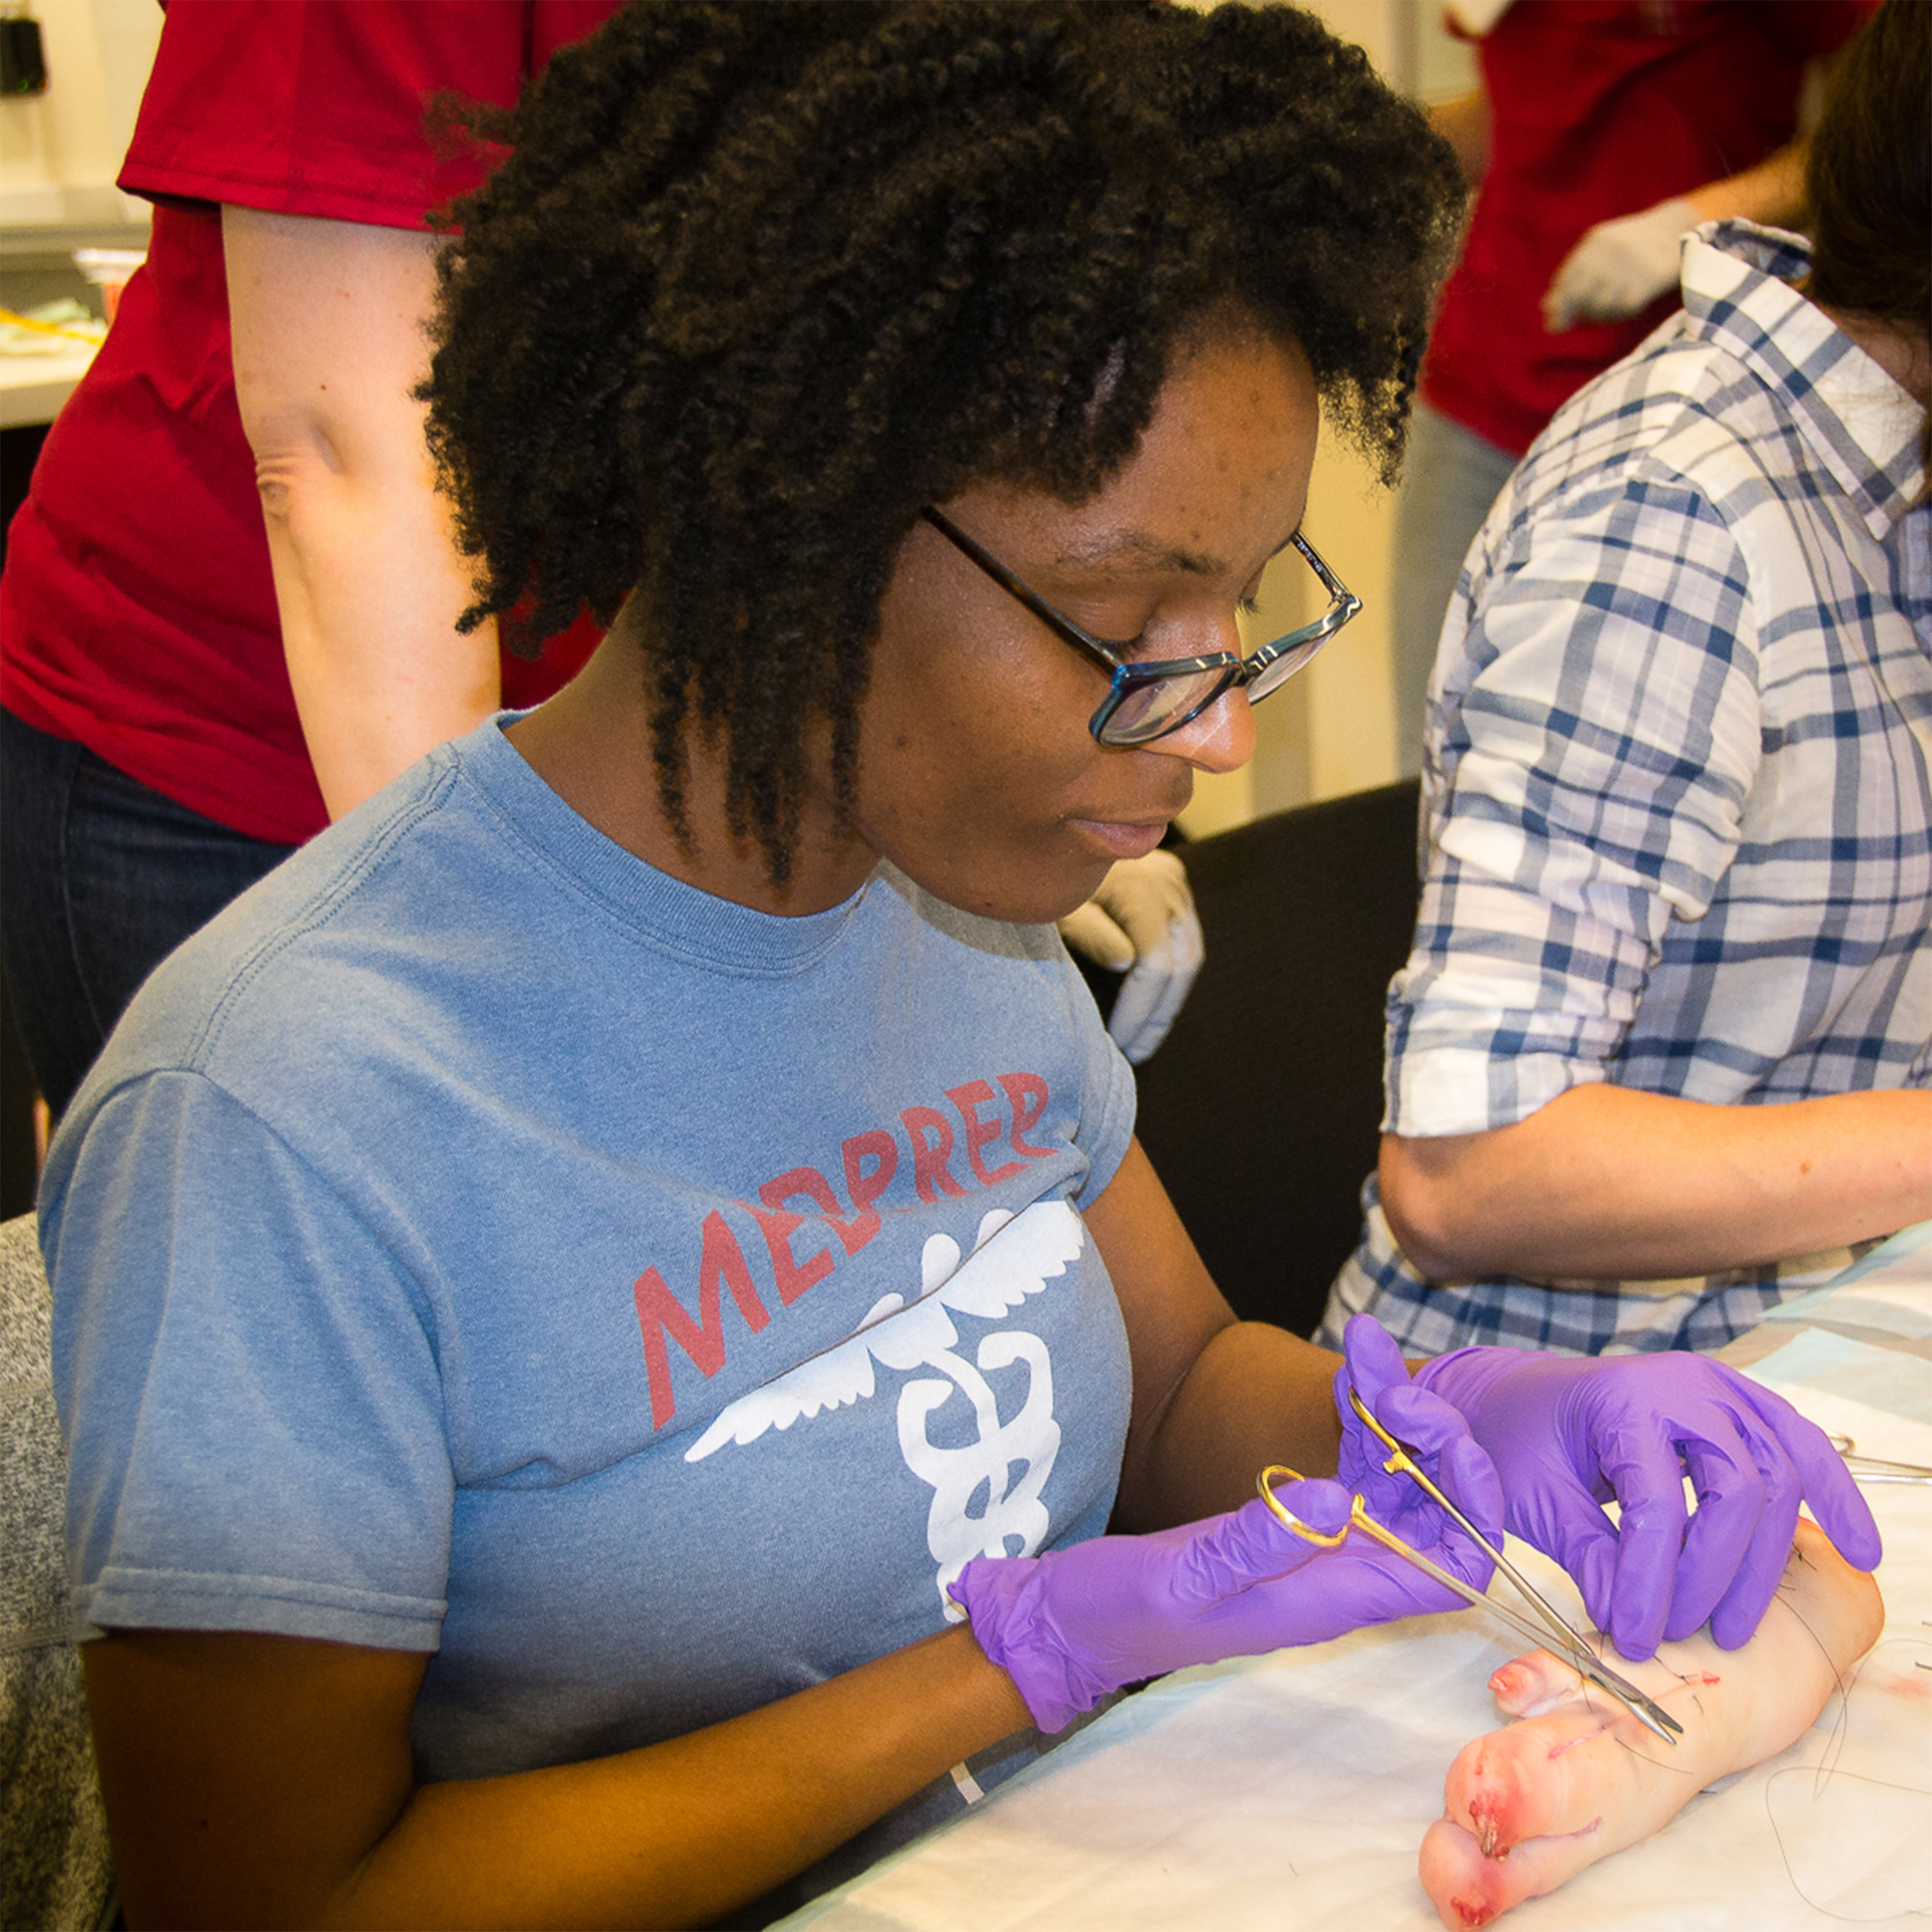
<box><xmin>683</xmin><ymin>1200</ymin><xmax>1083</xmax><ymax>1610</ymax></box>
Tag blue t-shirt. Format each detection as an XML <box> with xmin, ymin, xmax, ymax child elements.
<box><xmin>43</xmin><ymin>719</ymin><xmax>1136</xmax><ymax>1834</ymax></box>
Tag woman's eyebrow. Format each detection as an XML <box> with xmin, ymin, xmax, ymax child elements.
<box><xmin>1053</xmin><ymin>526</ymin><xmax>1301</xmax><ymax>576</ymax></box>
<box><xmin>1052</xmin><ymin>530</ymin><xmax>1227</xmax><ymax>576</ymax></box>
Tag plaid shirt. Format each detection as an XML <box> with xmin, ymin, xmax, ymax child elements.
<box><xmin>1325</xmin><ymin>223</ymin><xmax>1932</xmax><ymax>1357</ymax></box>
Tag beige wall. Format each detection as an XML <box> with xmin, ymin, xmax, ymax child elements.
<box><xmin>0</xmin><ymin>0</ymin><xmax>157</xmax><ymax>227</ymax></box>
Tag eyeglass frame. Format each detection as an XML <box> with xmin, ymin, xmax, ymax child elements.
<box><xmin>920</xmin><ymin>503</ymin><xmax>1362</xmax><ymax>748</ymax></box>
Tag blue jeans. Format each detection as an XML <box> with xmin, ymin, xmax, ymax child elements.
<box><xmin>1</xmin><ymin>709</ymin><xmax>295</xmax><ymax>1119</ymax></box>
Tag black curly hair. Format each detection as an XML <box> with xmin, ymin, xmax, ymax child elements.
<box><xmin>421</xmin><ymin>0</ymin><xmax>1464</xmax><ymax>879</ymax></box>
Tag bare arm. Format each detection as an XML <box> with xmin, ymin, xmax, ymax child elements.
<box><xmin>1094</xmin><ymin>1135</ymin><xmax>1343</xmax><ymax>1529</ymax></box>
<box><xmin>1428</xmin><ymin>90</ymin><xmax>1490</xmax><ymax>187</ymax></box>
<box><xmin>1681</xmin><ymin>142</ymin><xmax>1808</xmax><ymax>229</ymax></box>
<box><xmin>1380</xmin><ymin>1083</ymin><xmax>1932</xmax><ymax>1285</ymax></box>
<box><xmin>1682</xmin><ymin>48</ymin><xmax>1843</xmax><ymax>229</ymax></box>
<box><xmin>86</xmin><ymin>1621</ymin><xmax>1029</xmax><ymax>1930</ymax></box>
<box><xmin>224</xmin><ymin>207</ymin><xmax>501</xmax><ymax>821</ymax></box>
<box><xmin>1539</xmin><ymin>49</ymin><xmax>1845</xmax><ymax>333</ymax></box>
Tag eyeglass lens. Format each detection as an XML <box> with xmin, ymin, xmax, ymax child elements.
<box><xmin>1100</xmin><ymin>542</ymin><xmax>1343</xmax><ymax>745</ymax></box>
<box><xmin>1243</xmin><ymin>633</ymin><xmax>1328</xmax><ymax>701</ymax></box>
<box><xmin>1100</xmin><ymin>669</ymin><xmax>1234</xmax><ymax>746</ymax></box>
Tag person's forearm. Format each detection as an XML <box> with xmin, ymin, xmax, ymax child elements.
<box><xmin>1685</xmin><ymin>46</ymin><xmax>1841</xmax><ymax>232</ymax></box>
<box><xmin>1381</xmin><ymin>1083</ymin><xmax>1932</xmax><ymax>1284</ymax></box>
<box><xmin>345</xmin><ymin>1628</ymin><xmax>1025</xmax><ymax>1929</ymax></box>
<box><xmin>226</xmin><ymin>206</ymin><xmax>503</xmax><ymax>821</ymax></box>
<box><xmin>1683</xmin><ymin>141</ymin><xmax>1808</xmax><ymax>230</ymax></box>
<box><xmin>261</xmin><ymin>451</ymin><xmax>501</xmax><ymax>821</ymax></box>
<box><xmin>87</xmin><ymin>1624</ymin><xmax>1030</xmax><ymax>1932</ymax></box>
<box><xmin>1115</xmin><ymin>1321</ymin><xmax>1344</xmax><ymax>1529</ymax></box>
<box><xmin>1427</xmin><ymin>90</ymin><xmax>1489</xmax><ymax>186</ymax></box>
<box><xmin>1088</xmin><ymin>1141</ymin><xmax>1345</xmax><ymax>1530</ymax></box>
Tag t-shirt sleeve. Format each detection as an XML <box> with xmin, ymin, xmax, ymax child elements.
<box><xmin>1385</xmin><ymin>472</ymin><xmax>1763</xmax><ymax>1138</ymax></box>
<box><xmin>49</xmin><ymin>1071</ymin><xmax>453</xmax><ymax>1649</ymax></box>
<box><xmin>118</xmin><ymin>0</ymin><xmax>546</xmax><ymax>227</ymax></box>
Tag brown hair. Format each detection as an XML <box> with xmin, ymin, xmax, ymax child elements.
<box><xmin>1804</xmin><ymin>0</ymin><xmax>1930</xmax><ymax>468</ymax></box>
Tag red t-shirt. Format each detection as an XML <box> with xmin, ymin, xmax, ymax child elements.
<box><xmin>0</xmin><ymin>0</ymin><xmax>617</xmax><ymax>845</ymax></box>
<box><xmin>1420</xmin><ymin>0</ymin><xmax>1874</xmax><ymax>458</ymax></box>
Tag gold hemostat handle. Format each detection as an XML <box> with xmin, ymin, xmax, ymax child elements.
<box><xmin>1256</xmin><ymin>1454</ymin><xmax>1683</xmax><ymax>1748</ymax></box>
<box><xmin>1257</xmin><ymin>1460</ymin><xmax>1542</xmax><ymax>1628</ymax></box>
<box><xmin>1255</xmin><ymin>1463</ymin><xmax>1352</xmax><ymax>1545</ymax></box>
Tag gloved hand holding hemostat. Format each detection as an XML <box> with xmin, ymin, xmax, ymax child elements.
<box><xmin>951</xmin><ymin>1342</ymin><xmax>1504</xmax><ymax>1734</ymax></box>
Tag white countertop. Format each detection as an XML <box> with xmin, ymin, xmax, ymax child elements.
<box><xmin>0</xmin><ymin>343</ymin><xmax>97</xmax><ymax>430</ymax></box>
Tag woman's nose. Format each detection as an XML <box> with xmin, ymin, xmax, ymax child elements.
<box><xmin>1161</xmin><ymin>684</ymin><xmax>1254</xmax><ymax>774</ymax></box>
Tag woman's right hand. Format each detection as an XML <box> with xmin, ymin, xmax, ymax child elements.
<box><xmin>951</xmin><ymin>1450</ymin><xmax>1502</xmax><ymax>1734</ymax></box>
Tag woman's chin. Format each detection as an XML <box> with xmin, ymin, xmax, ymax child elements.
<box><xmin>898</xmin><ymin>853</ymin><xmax>1116</xmax><ymax>928</ymax></box>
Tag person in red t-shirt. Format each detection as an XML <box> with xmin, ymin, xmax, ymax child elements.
<box><xmin>1389</xmin><ymin>0</ymin><xmax>1875</xmax><ymax>778</ymax></box>
<box><xmin>0</xmin><ymin>0</ymin><xmax>624</xmax><ymax>1118</ymax></box>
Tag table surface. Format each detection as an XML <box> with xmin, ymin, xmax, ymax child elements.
<box><xmin>779</xmin><ymin>1224</ymin><xmax>1932</xmax><ymax>1932</ymax></box>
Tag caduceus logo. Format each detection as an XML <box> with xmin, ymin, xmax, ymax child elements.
<box><xmin>683</xmin><ymin>1201</ymin><xmax>1083</xmax><ymax>1610</ymax></box>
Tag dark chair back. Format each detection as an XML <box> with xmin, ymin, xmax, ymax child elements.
<box><xmin>1126</xmin><ymin>779</ymin><xmax>1422</xmax><ymax>1338</ymax></box>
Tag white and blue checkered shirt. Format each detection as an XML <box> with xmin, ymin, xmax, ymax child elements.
<box><xmin>1325</xmin><ymin>223</ymin><xmax>1931</xmax><ymax>1358</ymax></box>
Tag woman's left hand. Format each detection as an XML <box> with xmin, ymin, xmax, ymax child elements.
<box><xmin>1403</xmin><ymin>1333</ymin><xmax>1883</xmax><ymax>1660</ymax></box>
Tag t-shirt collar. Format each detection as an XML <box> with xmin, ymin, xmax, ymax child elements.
<box><xmin>1682</xmin><ymin>219</ymin><xmax>1926</xmax><ymax>543</ymax></box>
<box><xmin>461</xmin><ymin>713</ymin><xmax>876</xmax><ymax>973</ymax></box>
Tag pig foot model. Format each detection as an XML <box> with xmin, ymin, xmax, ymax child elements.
<box><xmin>1420</xmin><ymin>1520</ymin><xmax>1883</xmax><ymax>1929</ymax></box>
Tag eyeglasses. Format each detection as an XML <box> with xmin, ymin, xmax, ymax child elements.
<box><xmin>921</xmin><ymin>505</ymin><xmax>1361</xmax><ymax>748</ymax></box>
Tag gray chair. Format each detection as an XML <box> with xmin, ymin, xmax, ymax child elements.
<box><xmin>2</xmin><ymin>1211</ymin><xmax>113</xmax><ymax>1931</ymax></box>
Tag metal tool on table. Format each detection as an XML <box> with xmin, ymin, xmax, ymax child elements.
<box><xmin>1255</xmin><ymin>1386</ymin><xmax>1684</xmax><ymax>1748</ymax></box>
<box><xmin>1826</xmin><ymin>1430</ymin><xmax>1932</xmax><ymax>1484</ymax></box>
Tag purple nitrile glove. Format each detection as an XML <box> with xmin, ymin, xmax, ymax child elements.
<box><xmin>1406</xmin><ymin>1342</ymin><xmax>1884</xmax><ymax>1661</ymax></box>
<box><xmin>1335</xmin><ymin>1313</ymin><xmax>1508</xmax><ymax>1564</ymax></box>
<box><xmin>950</xmin><ymin>1455</ymin><xmax>1503</xmax><ymax>1736</ymax></box>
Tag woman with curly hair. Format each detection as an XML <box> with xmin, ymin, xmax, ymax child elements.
<box><xmin>43</xmin><ymin>5</ymin><xmax>1876</xmax><ymax>1925</ymax></box>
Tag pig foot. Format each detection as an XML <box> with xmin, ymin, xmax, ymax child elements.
<box><xmin>1419</xmin><ymin>1520</ymin><xmax>1882</xmax><ymax>1929</ymax></box>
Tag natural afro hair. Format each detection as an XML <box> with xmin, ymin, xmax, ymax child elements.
<box><xmin>420</xmin><ymin>0</ymin><xmax>1464</xmax><ymax>879</ymax></box>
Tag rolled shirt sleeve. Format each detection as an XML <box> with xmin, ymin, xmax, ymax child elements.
<box><xmin>1387</xmin><ymin>473</ymin><xmax>1766</xmax><ymax>1138</ymax></box>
